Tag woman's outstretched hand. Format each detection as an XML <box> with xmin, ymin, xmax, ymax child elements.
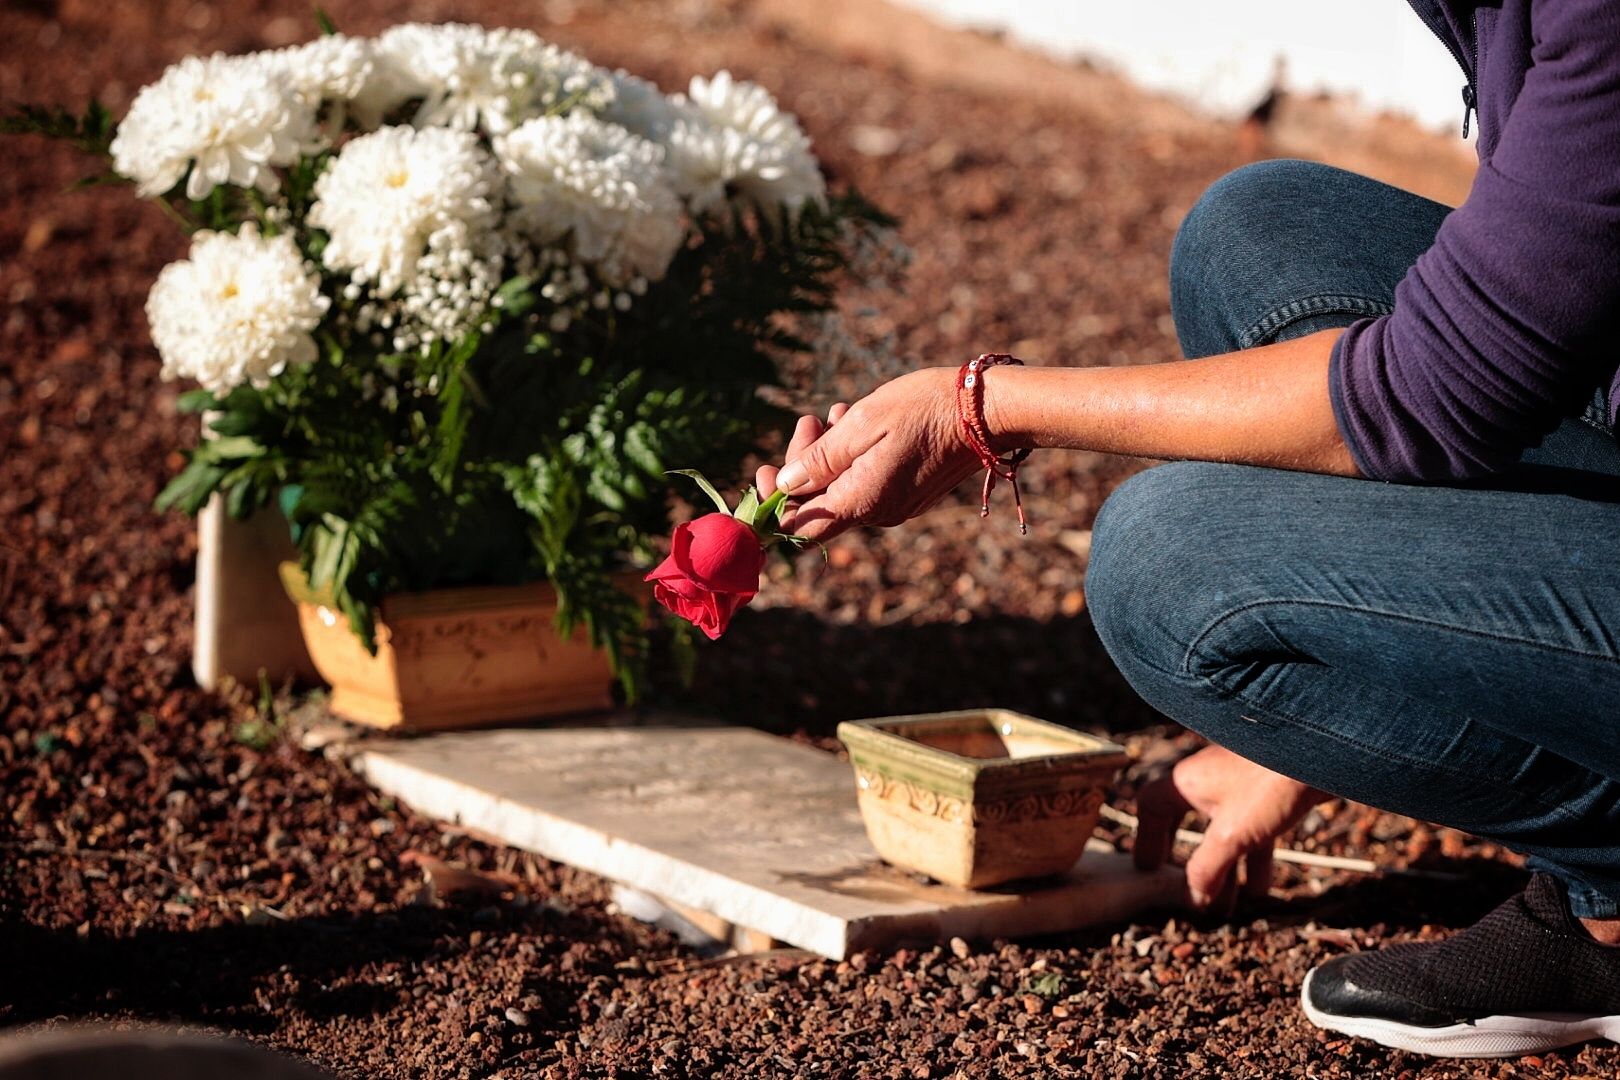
<box><xmin>1134</xmin><ymin>744</ymin><xmax>1330</xmax><ymax>914</ymax></box>
<box><xmin>753</xmin><ymin>368</ymin><xmax>983</xmax><ymax>542</ymax></box>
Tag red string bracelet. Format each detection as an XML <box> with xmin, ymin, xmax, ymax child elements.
<box><xmin>956</xmin><ymin>353</ymin><xmax>1032</xmax><ymax>534</ymax></box>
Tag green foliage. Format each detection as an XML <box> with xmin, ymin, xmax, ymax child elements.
<box><xmin>233</xmin><ymin>671</ymin><xmax>288</xmax><ymax>750</ymax></box>
<box><xmin>14</xmin><ymin>71</ymin><xmax>897</xmax><ymax>698</ymax></box>
<box><xmin>2</xmin><ymin>96</ymin><xmax>336</xmax><ymax>231</ymax></box>
<box><xmin>1</xmin><ymin>100</ymin><xmax>123</xmax><ymax>189</ymax></box>
<box><xmin>150</xmin><ymin>190</ymin><xmax>892</xmax><ymax>698</ymax></box>
<box><xmin>668</xmin><ymin>619</ymin><xmax>699</xmax><ymax>688</ymax></box>
<box><xmin>1021</xmin><ymin>971</ymin><xmax>1067</xmax><ymax>999</ymax></box>
<box><xmin>1</xmin><ymin>100</ymin><xmax>115</xmax><ymax>153</ymax></box>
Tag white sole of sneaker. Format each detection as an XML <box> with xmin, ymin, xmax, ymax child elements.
<box><xmin>1300</xmin><ymin>969</ymin><xmax>1620</xmax><ymax>1059</ymax></box>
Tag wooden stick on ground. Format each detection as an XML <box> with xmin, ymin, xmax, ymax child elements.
<box><xmin>1096</xmin><ymin>805</ymin><xmax>1464</xmax><ymax>880</ymax></box>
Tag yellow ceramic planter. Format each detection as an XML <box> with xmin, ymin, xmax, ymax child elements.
<box><xmin>280</xmin><ymin>564</ymin><xmax>639</xmax><ymax>731</ymax></box>
<box><xmin>837</xmin><ymin>710</ymin><xmax>1128</xmax><ymax>890</ymax></box>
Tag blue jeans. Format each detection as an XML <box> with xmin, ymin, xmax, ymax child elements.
<box><xmin>1088</xmin><ymin>160</ymin><xmax>1620</xmax><ymax>919</ymax></box>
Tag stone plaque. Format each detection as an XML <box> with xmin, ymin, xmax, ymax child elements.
<box><xmin>354</xmin><ymin>726</ymin><xmax>1186</xmax><ymax>959</ymax></box>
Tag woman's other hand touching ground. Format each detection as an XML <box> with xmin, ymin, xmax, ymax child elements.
<box><xmin>1134</xmin><ymin>744</ymin><xmax>1330</xmax><ymax>913</ymax></box>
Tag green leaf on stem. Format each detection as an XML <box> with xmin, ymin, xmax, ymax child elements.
<box><xmin>773</xmin><ymin>533</ymin><xmax>828</xmax><ymax>561</ymax></box>
<box><xmin>69</xmin><ymin>169</ymin><xmax>129</xmax><ymax>191</ymax></box>
<box><xmin>2</xmin><ymin>100</ymin><xmax>116</xmax><ymax>156</ymax></box>
<box><xmin>622</xmin><ymin>422</ymin><xmax>662</xmax><ymax>477</ymax></box>
<box><xmin>493</xmin><ymin>274</ymin><xmax>534</xmax><ymax>318</ymax></box>
<box><xmin>205</xmin><ymin>435</ymin><xmax>265</xmax><ymax>459</ymax></box>
<box><xmin>154</xmin><ymin>458</ymin><xmax>227</xmax><ymax>515</ymax></box>
<box><xmin>176</xmin><ymin>389</ymin><xmax>218</xmax><ymax>414</ymax></box>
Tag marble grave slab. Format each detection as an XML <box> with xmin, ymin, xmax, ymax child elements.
<box><xmin>353</xmin><ymin>726</ymin><xmax>1186</xmax><ymax>959</ymax></box>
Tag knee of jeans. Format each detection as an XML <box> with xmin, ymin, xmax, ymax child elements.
<box><xmin>1089</xmin><ymin>461</ymin><xmax>1239</xmax><ymax>681</ymax></box>
<box><xmin>1170</xmin><ymin>159</ymin><xmax>1336</xmax><ymax>358</ymax></box>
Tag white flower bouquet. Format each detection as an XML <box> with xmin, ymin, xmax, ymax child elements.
<box><xmin>10</xmin><ymin>17</ymin><xmax>899</xmax><ymax>695</ymax></box>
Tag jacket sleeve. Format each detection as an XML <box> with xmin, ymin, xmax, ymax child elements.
<box><xmin>1330</xmin><ymin>0</ymin><xmax>1620</xmax><ymax>481</ymax></box>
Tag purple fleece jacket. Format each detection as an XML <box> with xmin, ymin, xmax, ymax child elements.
<box><xmin>1329</xmin><ymin>0</ymin><xmax>1620</xmax><ymax>481</ymax></box>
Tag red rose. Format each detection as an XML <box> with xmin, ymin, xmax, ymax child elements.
<box><xmin>645</xmin><ymin>513</ymin><xmax>768</xmax><ymax>639</ymax></box>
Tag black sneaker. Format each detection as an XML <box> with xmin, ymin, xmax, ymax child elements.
<box><xmin>1301</xmin><ymin>874</ymin><xmax>1620</xmax><ymax>1058</ymax></box>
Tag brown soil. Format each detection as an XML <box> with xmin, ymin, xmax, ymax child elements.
<box><xmin>1</xmin><ymin>0</ymin><xmax>1608</xmax><ymax>1076</ymax></box>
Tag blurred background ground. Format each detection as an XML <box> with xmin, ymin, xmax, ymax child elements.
<box><xmin>1</xmin><ymin>0</ymin><xmax>1599</xmax><ymax>1076</ymax></box>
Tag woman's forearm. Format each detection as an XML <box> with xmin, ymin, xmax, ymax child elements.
<box><xmin>765</xmin><ymin>329</ymin><xmax>1362</xmax><ymax>541</ymax></box>
<box><xmin>985</xmin><ymin>329</ymin><xmax>1362</xmax><ymax>477</ymax></box>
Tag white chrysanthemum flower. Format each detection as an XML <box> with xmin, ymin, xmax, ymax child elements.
<box><xmin>310</xmin><ymin>125</ymin><xmax>499</xmax><ymax>295</ymax></box>
<box><xmin>600</xmin><ymin>69</ymin><xmax>682</xmax><ymax>142</ymax></box>
<box><xmin>664</xmin><ymin>70</ymin><xmax>826</xmax><ymax>218</ymax></box>
<box><xmin>146</xmin><ymin>224</ymin><xmax>328</xmax><ymax>393</ymax></box>
<box><xmin>497</xmin><ymin>112</ymin><xmax>685</xmax><ymax>285</ymax></box>
<box><xmin>312</xmin><ymin>126</ymin><xmax>505</xmax><ymax>352</ymax></box>
<box><xmin>263</xmin><ymin>33</ymin><xmax>375</xmax><ymax>104</ymax></box>
<box><xmin>353</xmin><ymin>22</ymin><xmax>611</xmax><ymax>135</ymax></box>
<box><xmin>111</xmin><ymin>52</ymin><xmax>315</xmax><ymax>200</ymax></box>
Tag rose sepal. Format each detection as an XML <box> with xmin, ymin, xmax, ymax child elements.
<box><xmin>751</xmin><ymin>488</ymin><xmax>791</xmax><ymax>543</ymax></box>
<box><xmin>668</xmin><ymin>469</ymin><xmax>732</xmax><ymax>515</ymax></box>
<box><xmin>669</xmin><ymin>469</ymin><xmax>793</xmax><ymax>546</ymax></box>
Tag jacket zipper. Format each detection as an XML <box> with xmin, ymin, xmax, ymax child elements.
<box><xmin>1462</xmin><ymin>10</ymin><xmax>1479</xmax><ymax>137</ymax></box>
<box><xmin>1405</xmin><ymin>1</ymin><xmax>1478</xmax><ymax>136</ymax></box>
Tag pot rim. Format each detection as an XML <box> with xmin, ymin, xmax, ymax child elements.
<box><xmin>838</xmin><ymin>709</ymin><xmax>1127</xmax><ymax>790</ymax></box>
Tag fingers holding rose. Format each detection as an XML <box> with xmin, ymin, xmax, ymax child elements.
<box><xmin>755</xmin><ymin>401</ymin><xmax>850</xmax><ymax>526</ymax></box>
<box><xmin>765</xmin><ymin>370</ymin><xmax>976</xmax><ymax>542</ymax></box>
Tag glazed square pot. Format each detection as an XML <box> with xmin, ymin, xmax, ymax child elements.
<box><xmin>837</xmin><ymin>710</ymin><xmax>1128</xmax><ymax>890</ymax></box>
<box><xmin>280</xmin><ymin>564</ymin><xmax>640</xmax><ymax>731</ymax></box>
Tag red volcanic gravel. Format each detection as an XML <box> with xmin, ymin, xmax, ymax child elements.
<box><xmin>3</xmin><ymin>0</ymin><xmax>1608</xmax><ymax>1076</ymax></box>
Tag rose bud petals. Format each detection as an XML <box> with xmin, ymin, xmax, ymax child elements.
<box><xmin>645</xmin><ymin>513</ymin><xmax>768</xmax><ymax>639</ymax></box>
